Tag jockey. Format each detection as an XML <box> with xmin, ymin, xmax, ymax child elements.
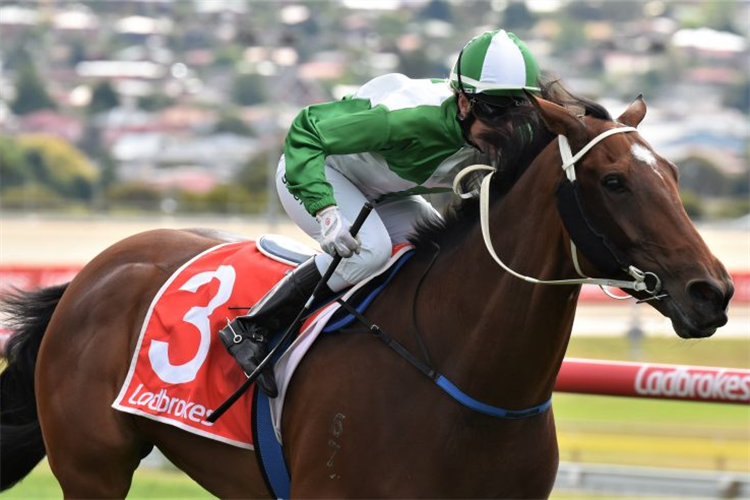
<box><xmin>219</xmin><ymin>29</ymin><xmax>542</xmax><ymax>397</ymax></box>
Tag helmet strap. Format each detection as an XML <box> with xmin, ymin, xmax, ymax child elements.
<box><xmin>456</xmin><ymin>49</ymin><xmax>466</xmax><ymax>94</ymax></box>
<box><xmin>455</xmin><ymin>48</ymin><xmax>483</xmax><ymax>151</ymax></box>
<box><xmin>457</xmin><ymin>104</ymin><xmax>480</xmax><ymax>151</ymax></box>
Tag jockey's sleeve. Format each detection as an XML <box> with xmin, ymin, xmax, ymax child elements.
<box><xmin>284</xmin><ymin>99</ymin><xmax>389</xmax><ymax>216</ymax></box>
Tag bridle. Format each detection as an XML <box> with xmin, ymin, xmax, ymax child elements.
<box><xmin>453</xmin><ymin>126</ymin><xmax>666</xmax><ymax>301</ymax></box>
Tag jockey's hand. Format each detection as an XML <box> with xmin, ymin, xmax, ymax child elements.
<box><xmin>316</xmin><ymin>206</ymin><xmax>361</xmax><ymax>258</ymax></box>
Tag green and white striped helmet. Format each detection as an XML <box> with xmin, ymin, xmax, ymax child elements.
<box><xmin>450</xmin><ymin>30</ymin><xmax>541</xmax><ymax>97</ymax></box>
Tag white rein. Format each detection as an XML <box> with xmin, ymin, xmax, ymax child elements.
<box><xmin>452</xmin><ymin>126</ymin><xmax>662</xmax><ymax>297</ymax></box>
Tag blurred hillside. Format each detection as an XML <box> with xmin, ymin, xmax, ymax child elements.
<box><xmin>0</xmin><ymin>0</ymin><xmax>748</xmax><ymax>220</ymax></box>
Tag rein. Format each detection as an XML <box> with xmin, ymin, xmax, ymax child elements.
<box><xmin>452</xmin><ymin>126</ymin><xmax>664</xmax><ymax>300</ymax></box>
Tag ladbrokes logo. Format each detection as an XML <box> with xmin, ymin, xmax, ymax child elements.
<box><xmin>128</xmin><ymin>383</ymin><xmax>214</xmax><ymax>426</ymax></box>
<box><xmin>635</xmin><ymin>365</ymin><xmax>750</xmax><ymax>402</ymax></box>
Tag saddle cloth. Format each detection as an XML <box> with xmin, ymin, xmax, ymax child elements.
<box><xmin>112</xmin><ymin>237</ymin><xmax>413</xmax><ymax>449</ymax></box>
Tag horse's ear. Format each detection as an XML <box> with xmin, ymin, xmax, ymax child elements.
<box><xmin>617</xmin><ymin>95</ymin><xmax>647</xmax><ymax>127</ymax></box>
<box><xmin>525</xmin><ymin>91</ymin><xmax>586</xmax><ymax>145</ymax></box>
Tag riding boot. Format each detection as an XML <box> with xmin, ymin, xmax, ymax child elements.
<box><xmin>218</xmin><ymin>257</ymin><xmax>333</xmax><ymax>398</ymax></box>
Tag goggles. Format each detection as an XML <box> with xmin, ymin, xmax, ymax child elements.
<box><xmin>470</xmin><ymin>97</ymin><xmax>525</xmax><ymax>120</ymax></box>
<box><xmin>456</xmin><ymin>49</ymin><xmax>527</xmax><ymax>121</ymax></box>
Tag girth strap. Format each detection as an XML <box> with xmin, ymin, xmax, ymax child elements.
<box><xmin>334</xmin><ymin>299</ymin><xmax>552</xmax><ymax>420</ymax></box>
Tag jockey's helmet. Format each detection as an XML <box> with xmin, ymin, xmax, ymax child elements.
<box><xmin>450</xmin><ymin>30</ymin><xmax>541</xmax><ymax>100</ymax></box>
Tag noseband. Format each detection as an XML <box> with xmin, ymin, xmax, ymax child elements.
<box><xmin>453</xmin><ymin>126</ymin><xmax>665</xmax><ymax>300</ymax></box>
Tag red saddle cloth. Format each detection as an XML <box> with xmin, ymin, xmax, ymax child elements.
<box><xmin>112</xmin><ymin>240</ymin><xmax>294</xmax><ymax>449</ymax></box>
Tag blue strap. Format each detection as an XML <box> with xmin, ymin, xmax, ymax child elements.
<box><xmin>253</xmin><ymin>390</ymin><xmax>291</xmax><ymax>499</ymax></box>
<box><xmin>323</xmin><ymin>251</ymin><xmax>415</xmax><ymax>332</ymax></box>
<box><xmin>333</xmin><ymin>291</ymin><xmax>554</xmax><ymax>421</ymax></box>
<box><xmin>435</xmin><ymin>376</ymin><xmax>552</xmax><ymax>419</ymax></box>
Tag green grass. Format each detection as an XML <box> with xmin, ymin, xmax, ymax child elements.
<box><xmin>554</xmin><ymin>393</ymin><xmax>749</xmax><ymax>427</ymax></box>
<box><xmin>4</xmin><ymin>460</ymin><xmax>685</xmax><ymax>500</ymax></box>
<box><xmin>2</xmin><ymin>460</ymin><xmax>214</xmax><ymax>499</ymax></box>
<box><xmin>565</xmin><ymin>336</ymin><xmax>750</xmax><ymax>368</ymax></box>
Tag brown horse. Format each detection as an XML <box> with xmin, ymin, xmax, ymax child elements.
<box><xmin>0</xmin><ymin>95</ymin><xmax>733</xmax><ymax>499</ymax></box>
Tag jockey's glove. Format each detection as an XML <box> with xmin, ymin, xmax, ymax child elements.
<box><xmin>316</xmin><ymin>205</ymin><xmax>361</xmax><ymax>258</ymax></box>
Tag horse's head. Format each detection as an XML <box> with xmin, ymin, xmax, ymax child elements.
<box><xmin>530</xmin><ymin>95</ymin><xmax>734</xmax><ymax>339</ymax></box>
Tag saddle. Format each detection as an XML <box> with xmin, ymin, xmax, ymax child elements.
<box><xmin>256</xmin><ymin>234</ymin><xmax>413</xmax><ymax>329</ymax></box>
<box><xmin>256</xmin><ymin>234</ymin><xmax>317</xmax><ymax>267</ymax></box>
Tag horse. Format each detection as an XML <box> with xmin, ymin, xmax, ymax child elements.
<box><xmin>0</xmin><ymin>94</ymin><xmax>733</xmax><ymax>499</ymax></box>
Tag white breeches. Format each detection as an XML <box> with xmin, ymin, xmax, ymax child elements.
<box><xmin>276</xmin><ymin>157</ymin><xmax>440</xmax><ymax>292</ymax></box>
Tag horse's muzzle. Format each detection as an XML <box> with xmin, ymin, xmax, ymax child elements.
<box><xmin>668</xmin><ymin>277</ymin><xmax>734</xmax><ymax>339</ymax></box>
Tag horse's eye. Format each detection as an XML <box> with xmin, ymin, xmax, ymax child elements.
<box><xmin>602</xmin><ymin>174</ymin><xmax>627</xmax><ymax>193</ymax></box>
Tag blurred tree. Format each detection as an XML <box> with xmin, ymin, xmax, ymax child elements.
<box><xmin>214</xmin><ymin>45</ymin><xmax>243</xmax><ymax>67</ymax></box>
<box><xmin>0</xmin><ymin>184</ymin><xmax>64</xmax><ymax>210</ymax></box>
<box><xmin>4</xmin><ymin>33</ymin><xmax>38</xmax><ymax>70</ymax></box>
<box><xmin>236</xmin><ymin>150</ymin><xmax>272</xmax><ymax>196</ymax></box>
<box><xmin>398</xmin><ymin>47</ymin><xmax>434</xmax><ymax>78</ymax></box>
<box><xmin>68</xmin><ymin>40</ymin><xmax>87</xmax><ymax>67</ymax></box>
<box><xmin>183</xmin><ymin>28</ymin><xmax>213</xmax><ymax>50</ymax></box>
<box><xmin>551</xmin><ymin>18</ymin><xmax>587</xmax><ymax>56</ymax></box>
<box><xmin>17</xmin><ymin>135</ymin><xmax>99</xmax><ymax>200</ymax></box>
<box><xmin>715</xmin><ymin>198</ymin><xmax>750</xmax><ymax>219</ymax></box>
<box><xmin>679</xmin><ymin>189</ymin><xmax>705</xmax><ymax>220</ymax></box>
<box><xmin>298</xmin><ymin>13</ymin><xmax>321</xmax><ymax>40</ymax></box>
<box><xmin>232</xmin><ymin>73</ymin><xmax>267</xmax><ymax>106</ymax></box>
<box><xmin>375</xmin><ymin>12</ymin><xmax>408</xmax><ymax>42</ymax></box>
<box><xmin>637</xmin><ymin>69</ymin><xmax>665</xmax><ymax>99</ymax></box>
<box><xmin>503</xmin><ymin>2</ymin><xmax>536</xmax><ymax>30</ymax></box>
<box><xmin>79</xmin><ymin>120</ymin><xmax>119</xmax><ymax>211</ymax></box>
<box><xmin>10</xmin><ymin>62</ymin><xmax>57</xmax><ymax>115</ymax></box>
<box><xmin>105</xmin><ymin>182</ymin><xmax>162</xmax><ymax>211</ymax></box>
<box><xmin>178</xmin><ymin>184</ymin><xmax>261</xmax><ymax>214</ymax></box>
<box><xmin>698</xmin><ymin>0</ymin><xmax>737</xmax><ymax>33</ymax></box>
<box><xmin>678</xmin><ymin>156</ymin><xmax>728</xmax><ymax>197</ymax></box>
<box><xmin>235</xmin><ymin>26</ymin><xmax>259</xmax><ymax>47</ymax></box>
<box><xmin>597</xmin><ymin>2</ymin><xmax>641</xmax><ymax>22</ymax></box>
<box><xmin>723</xmin><ymin>77</ymin><xmax>750</xmax><ymax>114</ymax></box>
<box><xmin>728</xmin><ymin>170</ymin><xmax>750</xmax><ymax>197</ymax></box>
<box><xmin>213</xmin><ymin>110</ymin><xmax>254</xmax><ymax>136</ymax></box>
<box><xmin>138</xmin><ymin>92</ymin><xmax>176</xmax><ymax>111</ymax></box>
<box><xmin>564</xmin><ymin>3</ymin><xmax>603</xmax><ymax>21</ymax></box>
<box><xmin>0</xmin><ymin>136</ymin><xmax>31</xmax><ymax>189</ymax></box>
<box><xmin>88</xmin><ymin>80</ymin><xmax>120</xmax><ymax>115</ymax></box>
<box><xmin>98</xmin><ymin>150</ymin><xmax>118</xmax><ymax>191</ymax></box>
<box><xmin>419</xmin><ymin>0</ymin><xmax>452</xmax><ymax>21</ymax></box>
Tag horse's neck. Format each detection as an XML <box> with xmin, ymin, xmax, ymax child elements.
<box><xmin>427</xmin><ymin>146</ymin><xmax>580</xmax><ymax>409</ymax></box>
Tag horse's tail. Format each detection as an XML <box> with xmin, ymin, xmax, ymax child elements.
<box><xmin>0</xmin><ymin>283</ymin><xmax>69</xmax><ymax>491</ymax></box>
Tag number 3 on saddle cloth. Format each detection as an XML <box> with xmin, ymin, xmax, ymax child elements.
<box><xmin>111</xmin><ymin>235</ymin><xmax>414</xmax><ymax>495</ymax></box>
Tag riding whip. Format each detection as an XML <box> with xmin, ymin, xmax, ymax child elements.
<box><xmin>208</xmin><ymin>201</ymin><xmax>374</xmax><ymax>423</ymax></box>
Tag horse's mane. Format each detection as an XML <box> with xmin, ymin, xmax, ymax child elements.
<box><xmin>409</xmin><ymin>79</ymin><xmax>611</xmax><ymax>252</ymax></box>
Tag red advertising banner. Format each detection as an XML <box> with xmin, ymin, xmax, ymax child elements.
<box><xmin>0</xmin><ymin>265</ymin><xmax>80</xmax><ymax>293</ymax></box>
<box><xmin>556</xmin><ymin>358</ymin><xmax>750</xmax><ymax>405</ymax></box>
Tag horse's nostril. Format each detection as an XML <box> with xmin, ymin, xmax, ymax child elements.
<box><xmin>687</xmin><ymin>280</ymin><xmax>724</xmax><ymax>309</ymax></box>
<box><xmin>724</xmin><ymin>281</ymin><xmax>735</xmax><ymax>309</ymax></box>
